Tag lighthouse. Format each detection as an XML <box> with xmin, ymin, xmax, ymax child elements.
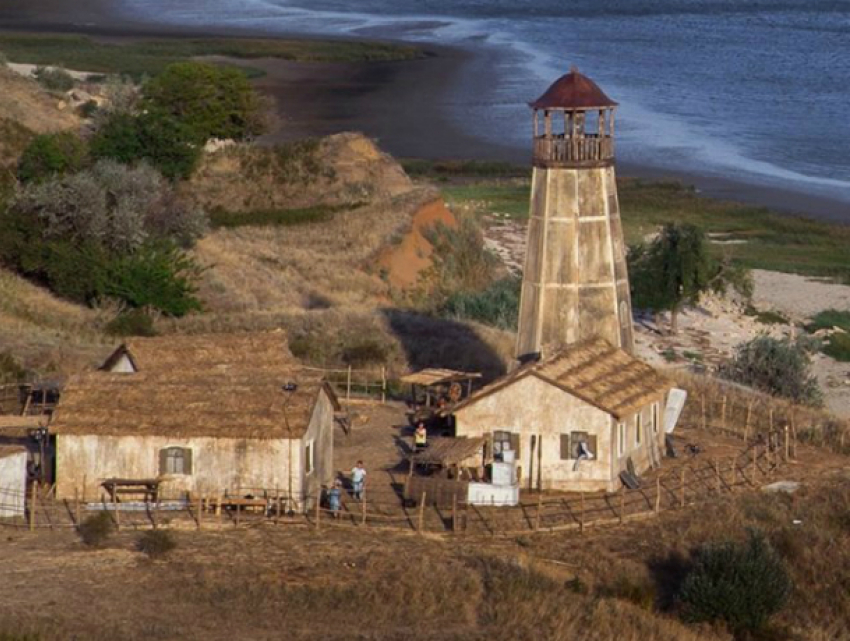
<box><xmin>516</xmin><ymin>67</ymin><xmax>634</xmax><ymax>361</ymax></box>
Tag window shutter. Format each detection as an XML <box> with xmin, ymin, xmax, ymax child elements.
<box><xmin>183</xmin><ymin>448</ymin><xmax>193</xmax><ymax>475</ymax></box>
<box><xmin>159</xmin><ymin>449</ymin><xmax>168</xmax><ymax>475</ymax></box>
<box><xmin>509</xmin><ymin>433</ymin><xmax>520</xmax><ymax>458</ymax></box>
<box><xmin>560</xmin><ymin>434</ymin><xmax>571</xmax><ymax>460</ymax></box>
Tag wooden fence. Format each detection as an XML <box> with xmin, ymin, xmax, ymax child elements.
<box><xmin>303</xmin><ymin>366</ymin><xmax>389</xmax><ymax>403</ymax></box>
<box><xmin>0</xmin><ymin>440</ymin><xmax>786</xmax><ymax>536</ymax></box>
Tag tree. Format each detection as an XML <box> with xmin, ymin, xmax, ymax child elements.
<box><xmin>718</xmin><ymin>335</ymin><xmax>823</xmax><ymax>405</ymax></box>
<box><xmin>142</xmin><ymin>62</ymin><xmax>268</xmax><ymax>142</ymax></box>
<box><xmin>629</xmin><ymin>223</ymin><xmax>752</xmax><ymax>333</ymax></box>
<box><xmin>90</xmin><ymin>110</ymin><xmax>201</xmax><ymax>180</ymax></box>
<box><xmin>17</xmin><ymin>132</ymin><xmax>88</xmax><ymax>184</ymax></box>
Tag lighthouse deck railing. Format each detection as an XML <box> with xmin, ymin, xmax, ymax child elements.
<box><xmin>533</xmin><ymin>134</ymin><xmax>614</xmax><ymax>166</ymax></box>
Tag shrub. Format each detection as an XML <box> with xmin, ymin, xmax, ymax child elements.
<box><xmin>78</xmin><ymin>511</ymin><xmax>115</xmax><ymax>547</ymax></box>
<box><xmin>823</xmin><ymin>331</ymin><xmax>850</xmax><ymax>362</ymax></box>
<box><xmin>137</xmin><ymin>529</ymin><xmax>177</xmax><ymax>559</ymax></box>
<box><xmin>424</xmin><ymin>214</ymin><xmax>501</xmax><ymax>304</ymax></box>
<box><xmin>806</xmin><ymin>308</ymin><xmax>850</xmax><ymax>334</ymax></box>
<box><xmin>677</xmin><ymin>532</ymin><xmax>792</xmax><ymax>633</ymax></box>
<box><xmin>598</xmin><ymin>573</ymin><xmax>656</xmax><ymax>610</ymax></box>
<box><xmin>33</xmin><ymin>66</ymin><xmax>74</xmax><ymax>92</ymax></box>
<box><xmin>441</xmin><ymin>277</ymin><xmax>520</xmax><ymax>330</ymax></box>
<box><xmin>718</xmin><ymin>335</ymin><xmax>822</xmax><ymax>406</ymax></box>
<box><xmin>91</xmin><ymin>110</ymin><xmax>202</xmax><ymax>180</ymax></box>
<box><xmin>341</xmin><ymin>338</ymin><xmax>389</xmax><ymax>367</ymax></box>
<box><xmin>142</xmin><ymin>62</ymin><xmax>268</xmax><ymax>142</ymax></box>
<box><xmin>0</xmin><ymin>351</ymin><xmax>27</xmax><ymax>383</ymax></box>
<box><xmin>105</xmin><ymin>308</ymin><xmax>158</xmax><ymax>337</ymax></box>
<box><xmin>17</xmin><ymin>132</ymin><xmax>88</xmax><ymax>184</ymax></box>
<box><xmin>78</xmin><ymin>99</ymin><xmax>99</xmax><ymax>119</ymax></box>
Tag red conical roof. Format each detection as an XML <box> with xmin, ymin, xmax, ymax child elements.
<box><xmin>531</xmin><ymin>67</ymin><xmax>617</xmax><ymax>110</ymax></box>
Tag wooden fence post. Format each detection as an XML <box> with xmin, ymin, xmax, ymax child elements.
<box><xmin>316</xmin><ymin>494</ymin><xmax>321</xmax><ymax>530</ymax></box>
<box><xmin>619</xmin><ymin>486</ymin><xmax>625</xmax><ymax>524</ymax></box>
<box><xmin>680</xmin><ymin>468</ymin><xmax>686</xmax><ymax>508</ymax></box>
<box><xmin>452</xmin><ymin>494</ymin><xmax>458</xmax><ymax>533</ymax></box>
<box><xmin>361</xmin><ymin>497</ymin><xmax>367</xmax><ymax>526</ymax></box>
<box><xmin>534</xmin><ymin>493</ymin><xmax>542</xmax><ymax>531</ymax></box>
<box><xmin>196</xmin><ymin>494</ymin><xmax>203</xmax><ymax>530</ymax></box>
<box><xmin>381</xmin><ymin>366</ymin><xmax>387</xmax><ymax>404</ymax></box>
<box><xmin>74</xmin><ymin>487</ymin><xmax>81</xmax><ymax>526</ymax></box>
<box><xmin>417</xmin><ymin>492</ymin><xmax>426</xmax><ymax>534</ymax></box>
<box><xmin>235</xmin><ymin>503</ymin><xmax>241</xmax><ymax>527</ymax></box>
<box><xmin>721</xmin><ymin>395</ymin><xmax>727</xmax><ymax>430</ymax></box>
<box><xmin>579</xmin><ymin>491</ymin><xmax>585</xmax><ymax>534</ymax></box>
<box><xmin>655</xmin><ymin>476</ymin><xmax>661</xmax><ymax>514</ymax></box>
<box><xmin>701</xmin><ymin>393</ymin><xmax>707</xmax><ymax>429</ymax></box>
<box><xmin>346</xmin><ymin>366</ymin><xmax>352</xmax><ymax>402</ymax></box>
<box><xmin>752</xmin><ymin>446</ymin><xmax>758</xmax><ymax>485</ymax></box>
<box><xmin>715</xmin><ymin>457</ymin><xmax>721</xmax><ymax>492</ymax></box>
<box><xmin>29</xmin><ymin>483</ymin><xmax>36</xmax><ymax>531</ymax></box>
<box><xmin>113</xmin><ymin>489</ymin><xmax>120</xmax><ymax>531</ymax></box>
<box><xmin>729</xmin><ymin>456</ymin><xmax>736</xmax><ymax>488</ymax></box>
<box><xmin>744</xmin><ymin>400</ymin><xmax>753</xmax><ymax>443</ymax></box>
<box><xmin>784</xmin><ymin>425</ymin><xmax>790</xmax><ymax>462</ymax></box>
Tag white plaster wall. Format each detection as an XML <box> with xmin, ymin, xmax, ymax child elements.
<box><xmin>56</xmin><ymin>434</ymin><xmax>296</xmax><ymax>501</ymax></box>
<box><xmin>107</xmin><ymin>353</ymin><xmax>135</xmax><ymax>373</ymax></box>
<box><xmin>300</xmin><ymin>390</ymin><xmax>335</xmax><ymax>508</ymax></box>
<box><xmin>455</xmin><ymin>375</ymin><xmax>614</xmax><ymax>492</ymax></box>
<box><xmin>612</xmin><ymin>399</ymin><xmax>665</xmax><ymax>479</ymax></box>
<box><xmin>0</xmin><ymin>452</ymin><xmax>27</xmax><ymax>518</ymax></box>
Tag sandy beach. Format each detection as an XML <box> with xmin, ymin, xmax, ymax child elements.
<box><xmin>1</xmin><ymin>0</ymin><xmax>849</xmax><ymax>221</ymax></box>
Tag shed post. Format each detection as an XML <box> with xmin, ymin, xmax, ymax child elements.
<box><xmin>316</xmin><ymin>494</ymin><xmax>321</xmax><ymax>530</ymax></box>
<box><xmin>113</xmin><ymin>489</ymin><xmax>120</xmax><ymax>531</ymax></box>
<box><xmin>346</xmin><ymin>366</ymin><xmax>352</xmax><ymax>402</ymax></box>
<box><xmin>196</xmin><ymin>494</ymin><xmax>203</xmax><ymax>530</ymax></box>
<box><xmin>74</xmin><ymin>487</ymin><xmax>81</xmax><ymax>526</ymax></box>
<box><xmin>535</xmin><ymin>493</ymin><xmax>543</xmax><ymax>531</ymax></box>
<box><xmin>275</xmin><ymin>486</ymin><xmax>280</xmax><ymax>524</ymax></box>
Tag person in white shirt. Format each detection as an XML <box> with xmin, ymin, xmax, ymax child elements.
<box><xmin>351</xmin><ymin>461</ymin><xmax>367</xmax><ymax>501</ymax></box>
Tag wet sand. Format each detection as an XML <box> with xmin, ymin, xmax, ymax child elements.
<box><xmin>1</xmin><ymin>0</ymin><xmax>848</xmax><ymax>222</ymax></box>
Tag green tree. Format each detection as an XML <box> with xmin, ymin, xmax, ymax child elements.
<box><xmin>718</xmin><ymin>335</ymin><xmax>823</xmax><ymax>405</ymax></box>
<box><xmin>17</xmin><ymin>132</ymin><xmax>88</xmax><ymax>184</ymax></box>
<box><xmin>142</xmin><ymin>62</ymin><xmax>268</xmax><ymax>142</ymax></box>
<box><xmin>91</xmin><ymin>110</ymin><xmax>201</xmax><ymax>180</ymax></box>
<box><xmin>678</xmin><ymin>532</ymin><xmax>792</xmax><ymax>633</ymax></box>
<box><xmin>629</xmin><ymin>223</ymin><xmax>751</xmax><ymax>333</ymax></box>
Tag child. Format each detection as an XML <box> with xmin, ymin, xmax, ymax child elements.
<box><xmin>351</xmin><ymin>461</ymin><xmax>367</xmax><ymax>501</ymax></box>
<box><xmin>328</xmin><ymin>479</ymin><xmax>342</xmax><ymax>518</ymax></box>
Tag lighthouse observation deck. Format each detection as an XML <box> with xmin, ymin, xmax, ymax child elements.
<box><xmin>533</xmin><ymin>133</ymin><xmax>614</xmax><ymax>168</ymax></box>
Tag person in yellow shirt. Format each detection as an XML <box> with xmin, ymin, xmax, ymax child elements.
<box><xmin>414</xmin><ymin>422</ymin><xmax>428</xmax><ymax>450</ymax></box>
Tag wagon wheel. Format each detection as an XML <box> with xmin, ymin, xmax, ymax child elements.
<box><xmin>448</xmin><ymin>382</ymin><xmax>462</xmax><ymax>403</ymax></box>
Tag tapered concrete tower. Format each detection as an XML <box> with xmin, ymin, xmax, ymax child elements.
<box><xmin>516</xmin><ymin>67</ymin><xmax>634</xmax><ymax>361</ymax></box>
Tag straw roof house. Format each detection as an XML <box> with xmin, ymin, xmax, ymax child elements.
<box><xmin>448</xmin><ymin>338</ymin><xmax>672</xmax><ymax>492</ymax></box>
<box><xmin>51</xmin><ymin>332</ymin><xmax>339</xmax><ymax>506</ymax></box>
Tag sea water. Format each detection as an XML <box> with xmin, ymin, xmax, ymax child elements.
<box><xmin>117</xmin><ymin>0</ymin><xmax>850</xmax><ymax>206</ymax></box>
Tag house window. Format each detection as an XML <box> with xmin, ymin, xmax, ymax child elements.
<box><xmin>493</xmin><ymin>430</ymin><xmax>517</xmax><ymax>459</ymax></box>
<box><xmin>560</xmin><ymin>432</ymin><xmax>597</xmax><ymax>460</ymax></box>
<box><xmin>305</xmin><ymin>440</ymin><xmax>315</xmax><ymax>475</ymax></box>
<box><xmin>159</xmin><ymin>447</ymin><xmax>192</xmax><ymax>475</ymax></box>
<box><xmin>618</xmin><ymin>423</ymin><xmax>626</xmax><ymax>457</ymax></box>
<box><xmin>635</xmin><ymin>413</ymin><xmax>642</xmax><ymax>446</ymax></box>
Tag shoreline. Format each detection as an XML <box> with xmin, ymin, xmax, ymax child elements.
<box><xmin>0</xmin><ymin>0</ymin><xmax>848</xmax><ymax>223</ymax></box>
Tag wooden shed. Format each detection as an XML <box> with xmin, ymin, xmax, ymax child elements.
<box><xmin>50</xmin><ymin>332</ymin><xmax>339</xmax><ymax>509</ymax></box>
<box><xmin>447</xmin><ymin>338</ymin><xmax>672</xmax><ymax>492</ymax></box>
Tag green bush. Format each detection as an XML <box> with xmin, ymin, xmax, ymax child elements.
<box><xmin>806</xmin><ymin>309</ymin><xmax>850</xmax><ymax>333</ymax></box>
<box><xmin>441</xmin><ymin>277</ymin><xmax>520</xmax><ymax>330</ymax></box>
<box><xmin>677</xmin><ymin>532</ymin><xmax>792</xmax><ymax>633</ymax></box>
<box><xmin>718</xmin><ymin>335</ymin><xmax>822</xmax><ymax>406</ymax></box>
<box><xmin>142</xmin><ymin>62</ymin><xmax>268</xmax><ymax>142</ymax></box>
<box><xmin>137</xmin><ymin>529</ymin><xmax>177</xmax><ymax>559</ymax></box>
<box><xmin>91</xmin><ymin>110</ymin><xmax>202</xmax><ymax>180</ymax></box>
<box><xmin>78</xmin><ymin>99</ymin><xmax>99</xmax><ymax>119</ymax></box>
<box><xmin>823</xmin><ymin>331</ymin><xmax>850</xmax><ymax>362</ymax></box>
<box><xmin>33</xmin><ymin>66</ymin><xmax>74</xmax><ymax>92</ymax></box>
<box><xmin>341</xmin><ymin>338</ymin><xmax>389</xmax><ymax>367</ymax></box>
<box><xmin>599</xmin><ymin>574</ymin><xmax>656</xmax><ymax>611</ymax></box>
<box><xmin>78</xmin><ymin>511</ymin><xmax>115</xmax><ymax>548</ymax></box>
<box><xmin>17</xmin><ymin>132</ymin><xmax>87</xmax><ymax>184</ymax></box>
<box><xmin>105</xmin><ymin>308</ymin><xmax>158</xmax><ymax>337</ymax></box>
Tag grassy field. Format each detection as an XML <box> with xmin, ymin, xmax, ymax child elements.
<box><xmin>440</xmin><ymin>173</ymin><xmax>850</xmax><ymax>283</ymax></box>
<box><xmin>0</xmin><ymin>33</ymin><xmax>422</xmax><ymax>78</ymax></box>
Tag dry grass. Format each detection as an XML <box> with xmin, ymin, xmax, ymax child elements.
<box><xmin>0</xmin><ymin>267</ymin><xmax>114</xmax><ymax>376</ymax></box>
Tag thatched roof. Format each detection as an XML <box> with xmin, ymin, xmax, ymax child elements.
<box><xmin>399</xmin><ymin>368</ymin><xmax>481</xmax><ymax>387</ymax></box>
<box><xmin>51</xmin><ymin>332</ymin><xmax>339</xmax><ymax>440</ymax></box>
<box><xmin>0</xmin><ymin>416</ymin><xmax>45</xmax><ymax>431</ymax></box>
<box><xmin>450</xmin><ymin>338</ymin><xmax>672</xmax><ymax>420</ymax></box>
<box><xmin>409</xmin><ymin>437</ymin><xmax>487</xmax><ymax>467</ymax></box>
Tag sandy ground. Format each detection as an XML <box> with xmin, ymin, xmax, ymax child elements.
<box><xmin>481</xmin><ymin>216</ymin><xmax>850</xmax><ymax>418</ymax></box>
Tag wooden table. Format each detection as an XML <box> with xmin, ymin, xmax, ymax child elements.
<box><xmin>101</xmin><ymin>478</ymin><xmax>161</xmax><ymax>503</ymax></box>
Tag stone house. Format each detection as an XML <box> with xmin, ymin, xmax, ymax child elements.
<box><xmin>50</xmin><ymin>332</ymin><xmax>339</xmax><ymax>508</ymax></box>
<box><xmin>448</xmin><ymin>338</ymin><xmax>672</xmax><ymax>492</ymax></box>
